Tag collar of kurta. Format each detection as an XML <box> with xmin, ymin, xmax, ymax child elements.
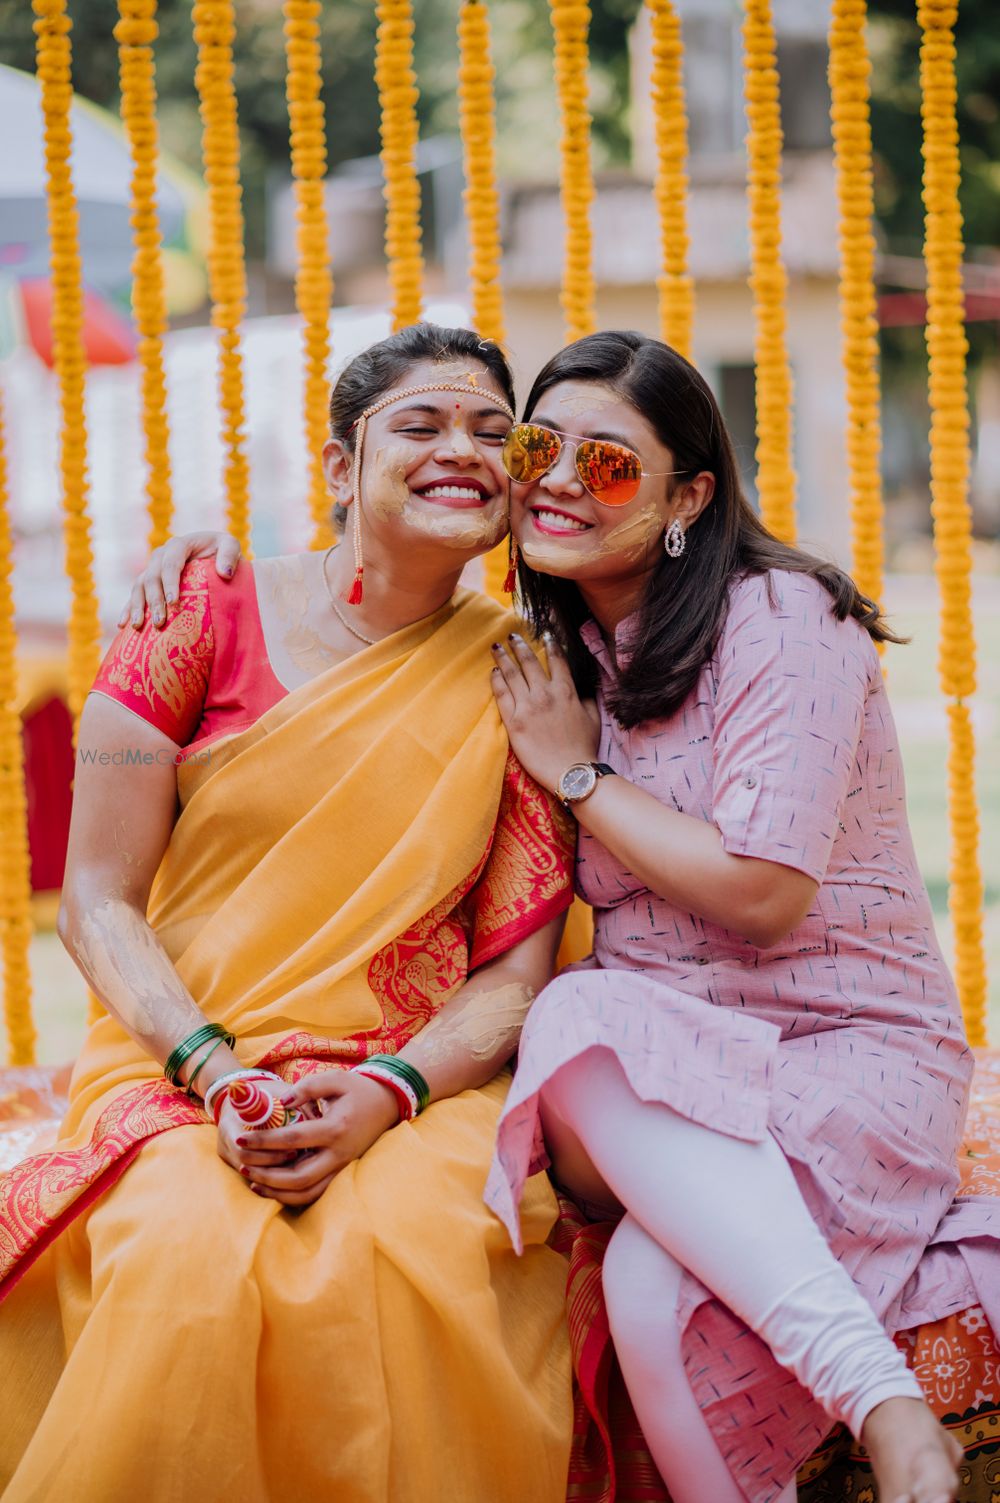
<box><xmin>579</xmin><ymin>613</ymin><xmax>641</xmax><ymax>675</ymax></box>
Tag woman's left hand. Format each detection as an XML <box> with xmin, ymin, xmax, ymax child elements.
<box><xmin>491</xmin><ymin>633</ymin><xmax>601</xmax><ymax>796</ymax></box>
<box><xmin>234</xmin><ymin>1070</ymin><xmax>400</xmax><ymax>1207</ymax></box>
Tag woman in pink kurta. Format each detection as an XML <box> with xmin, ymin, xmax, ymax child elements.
<box><xmin>486</xmin><ymin>330</ymin><xmax>991</xmax><ymax>1503</ymax></box>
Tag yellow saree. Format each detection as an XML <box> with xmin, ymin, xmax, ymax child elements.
<box><xmin>0</xmin><ymin>590</ymin><xmax>574</xmax><ymax>1502</ymax></box>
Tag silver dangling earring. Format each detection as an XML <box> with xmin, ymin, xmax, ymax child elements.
<box><xmin>664</xmin><ymin>518</ymin><xmax>686</xmax><ymax>558</ymax></box>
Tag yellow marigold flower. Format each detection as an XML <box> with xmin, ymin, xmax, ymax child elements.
<box><xmin>32</xmin><ymin>0</ymin><xmax>101</xmax><ymax>727</ymax></box>
<box><xmin>828</xmin><ymin>0</ymin><xmax>883</xmax><ymax>610</ymax></box>
<box><xmin>458</xmin><ymin>0</ymin><xmax>508</xmax><ymax>602</ymax></box>
<box><xmin>457</xmin><ymin>0</ymin><xmax>505</xmax><ymax>347</ymax></box>
<box><xmin>918</xmin><ymin>0</ymin><xmax>987</xmax><ymax>1039</ymax></box>
<box><xmin>283</xmin><ymin>0</ymin><xmax>334</xmax><ymax>549</ymax></box>
<box><xmin>742</xmin><ymin>0</ymin><xmax>797</xmax><ymax>542</ymax></box>
<box><xmin>115</xmin><ymin>0</ymin><xmax>174</xmax><ymax>550</ymax></box>
<box><xmin>375</xmin><ymin>0</ymin><xmax>424</xmax><ymax>331</ymax></box>
<box><xmin>549</xmin><ymin>0</ymin><xmax>597</xmax><ymax>343</ymax></box>
<box><xmin>0</xmin><ymin>391</ymin><xmax>36</xmax><ymax>1066</ymax></box>
<box><xmin>647</xmin><ymin>0</ymin><xmax>694</xmax><ymax>360</ymax></box>
<box><xmin>192</xmin><ymin>0</ymin><xmax>251</xmax><ymax>553</ymax></box>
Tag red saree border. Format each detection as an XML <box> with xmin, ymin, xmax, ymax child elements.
<box><xmin>0</xmin><ymin>1083</ymin><xmax>202</xmax><ymax>1303</ymax></box>
<box><xmin>469</xmin><ymin>753</ymin><xmax>576</xmax><ymax>971</ymax></box>
<box><xmin>0</xmin><ymin>1043</ymin><xmax>369</xmax><ymax>1305</ymax></box>
<box><xmin>0</xmin><ymin>1142</ymin><xmax>145</xmax><ymax>1303</ymax></box>
<box><xmin>473</xmin><ymin>884</ymin><xmax>575</xmax><ymax>973</ymax></box>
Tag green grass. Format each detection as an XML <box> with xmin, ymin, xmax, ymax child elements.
<box><xmin>15</xmin><ymin>571</ymin><xmax>1000</xmax><ymax>1066</ymax></box>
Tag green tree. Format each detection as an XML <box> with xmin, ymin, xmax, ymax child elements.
<box><xmin>868</xmin><ymin>0</ymin><xmax>1000</xmax><ymax>376</ymax></box>
<box><xmin>0</xmin><ymin>0</ymin><xmax>644</xmax><ymax>255</ymax></box>
<box><xmin>869</xmin><ymin>0</ymin><xmax>1000</xmax><ymax>255</ymax></box>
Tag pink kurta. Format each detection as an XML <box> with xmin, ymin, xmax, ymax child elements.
<box><xmin>486</xmin><ymin>569</ymin><xmax>1000</xmax><ymax>1502</ymax></box>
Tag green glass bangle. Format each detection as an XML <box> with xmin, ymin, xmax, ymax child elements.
<box><xmin>164</xmin><ymin>1023</ymin><xmax>235</xmax><ymax>1088</ymax></box>
<box><xmin>366</xmin><ymin>1053</ymin><xmax>430</xmax><ymax>1114</ymax></box>
<box><xmin>184</xmin><ymin>1035</ymin><xmax>228</xmax><ymax>1098</ymax></box>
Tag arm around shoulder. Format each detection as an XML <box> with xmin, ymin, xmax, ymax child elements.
<box><xmin>58</xmin><ymin>693</ymin><xmax>237</xmax><ymax>1093</ymax></box>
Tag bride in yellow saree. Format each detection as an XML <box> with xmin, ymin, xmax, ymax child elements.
<box><xmin>0</xmin><ymin>326</ymin><xmax>575</xmax><ymax>1502</ymax></box>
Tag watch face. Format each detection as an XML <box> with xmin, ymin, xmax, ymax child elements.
<box><xmin>561</xmin><ymin>764</ymin><xmax>595</xmax><ymax>801</ymax></box>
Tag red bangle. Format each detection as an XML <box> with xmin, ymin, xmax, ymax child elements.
<box><xmin>352</xmin><ymin>1066</ymin><xmax>412</xmax><ymax>1122</ymax></box>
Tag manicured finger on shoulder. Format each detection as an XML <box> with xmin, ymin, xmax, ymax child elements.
<box><xmin>490</xmin><ymin>639</ymin><xmax>524</xmax><ymax>692</ymax></box>
<box><xmin>506</xmin><ymin>631</ymin><xmax>548</xmax><ymax>684</ymax></box>
<box><xmin>160</xmin><ymin>538</ymin><xmax>191</xmax><ymax>608</ymax></box>
<box><xmin>490</xmin><ymin>663</ymin><xmax>513</xmax><ymax>703</ymax></box>
<box><xmin>125</xmin><ymin>548</ymin><xmax>161</xmax><ymax>628</ymax></box>
<box><xmin>216</xmin><ymin>534</ymin><xmax>242</xmax><ymax>579</ymax></box>
<box><xmin>542</xmin><ymin>631</ymin><xmax>574</xmax><ymax>688</ymax></box>
<box><xmin>142</xmin><ymin>558</ymin><xmax>169</xmax><ymax>628</ymax></box>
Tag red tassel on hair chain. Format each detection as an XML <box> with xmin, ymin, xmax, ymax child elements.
<box><xmin>502</xmin><ymin>541</ymin><xmax>518</xmax><ymax>594</ymax></box>
<box><xmin>345</xmin><ymin>417</ymin><xmax>367</xmax><ymax>605</ymax></box>
<box><xmin>346</xmin><ymin>567</ymin><xmax>364</xmax><ymax>605</ymax></box>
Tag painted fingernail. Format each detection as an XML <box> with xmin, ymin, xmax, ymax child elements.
<box><xmin>235</xmin><ymin>1136</ymin><xmax>248</xmax><ymax>1148</ymax></box>
<box><xmin>279</xmin><ymin>1094</ymin><xmax>295</xmax><ymax>1106</ymax></box>
<box><xmin>222</xmin><ymin>564</ymin><xmax>235</xmax><ymax>577</ymax></box>
<box><xmin>250</xmin><ymin>1184</ymin><xmax>263</xmax><ymax>1195</ymax></box>
<box><xmin>239</xmin><ymin>1165</ymin><xmax>250</xmax><ymax>1177</ymax></box>
<box><xmin>165</xmin><ymin>593</ymin><xmax>177</xmax><ymax>606</ymax></box>
<box><xmin>153</xmin><ymin>611</ymin><xmax>165</xmax><ymax>626</ymax></box>
<box><xmin>131</xmin><ymin>610</ymin><xmax>142</xmax><ymax>627</ymax></box>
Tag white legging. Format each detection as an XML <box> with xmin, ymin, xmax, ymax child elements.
<box><xmin>540</xmin><ymin>1048</ymin><xmax>922</xmax><ymax>1503</ymax></box>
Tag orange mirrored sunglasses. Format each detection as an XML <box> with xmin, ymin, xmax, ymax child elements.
<box><xmin>501</xmin><ymin>422</ymin><xmax>685</xmax><ymax>507</ymax></box>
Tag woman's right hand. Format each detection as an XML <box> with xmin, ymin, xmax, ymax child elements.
<box><xmin>118</xmin><ymin>531</ymin><xmax>244</xmax><ymax>629</ymax></box>
<box><xmin>215</xmin><ymin>1079</ymin><xmax>301</xmax><ymax>1183</ymax></box>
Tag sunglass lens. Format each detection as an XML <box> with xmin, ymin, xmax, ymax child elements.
<box><xmin>502</xmin><ymin>424</ymin><xmax>561</xmax><ymax>483</ymax></box>
<box><xmin>575</xmin><ymin>441</ymin><xmax>642</xmax><ymax>506</ymax></box>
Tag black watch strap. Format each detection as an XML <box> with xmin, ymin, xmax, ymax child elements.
<box><xmin>592</xmin><ymin>762</ymin><xmax>615</xmax><ymax>778</ymax></box>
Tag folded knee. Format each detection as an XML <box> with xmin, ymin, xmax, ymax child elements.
<box><xmin>541</xmin><ymin>1047</ymin><xmax>621</xmax><ymax>1127</ymax></box>
<box><xmin>602</xmin><ymin>1216</ymin><xmax>684</xmax><ymax>1364</ymax></box>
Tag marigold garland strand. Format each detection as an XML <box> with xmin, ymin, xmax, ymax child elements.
<box><xmin>375</xmin><ymin>0</ymin><xmax>424</xmax><ymax>332</ymax></box>
<box><xmin>647</xmin><ymin>0</ymin><xmax>693</xmax><ymax>360</ymax></box>
<box><xmin>549</xmin><ymin>0</ymin><xmax>597</xmax><ymax>343</ymax></box>
<box><xmin>828</xmin><ymin>0</ymin><xmax>883</xmax><ymax>610</ymax></box>
<box><xmin>918</xmin><ymin>0</ymin><xmax>987</xmax><ymax>1041</ymax></box>
<box><xmin>116</xmin><ymin>0</ymin><xmax>174</xmax><ymax>551</ymax></box>
<box><xmin>0</xmin><ymin>394</ymin><xmax>37</xmax><ymax>1067</ymax></box>
<box><xmin>32</xmin><ymin>0</ymin><xmax>101</xmax><ymax>727</ymax></box>
<box><xmin>283</xmin><ymin>0</ymin><xmax>334</xmax><ymax>550</ymax></box>
<box><xmin>457</xmin><ymin>0</ymin><xmax>508</xmax><ymax>602</ymax></box>
<box><xmin>192</xmin><ymin>0</ymin><xmax>251</xmax><ymax>554</ymax></box>
<box><xmin>457</xmin><ymin>1</ymin><xmax>505</xmax><ymax>347</ymax></box>
<box><xmin>742</xmin><ymin>0</ymin><xmax>797</xmax><ymax>542</ymax></box>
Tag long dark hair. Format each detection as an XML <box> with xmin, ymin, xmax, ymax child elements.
<box><xmin>326</xmin><ymin>323</ymin><xmax>516</xmax><ymax>532</ymax></box>
<box><xmin>515</xmin><ymin>330</ymin><xmax>903</xmax><ymax>728</ymax></box>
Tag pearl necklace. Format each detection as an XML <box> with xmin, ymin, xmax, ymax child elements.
<box><xmin>321</xmin><ymin>545</ymin><xmax>380</xmax><ymax>645</ymax></box>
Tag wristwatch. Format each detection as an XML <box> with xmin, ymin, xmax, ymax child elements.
<box><xmin>557</xmin><ymin>761</ymin><xmax>616</xmax><ymax>809</ymax></box>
